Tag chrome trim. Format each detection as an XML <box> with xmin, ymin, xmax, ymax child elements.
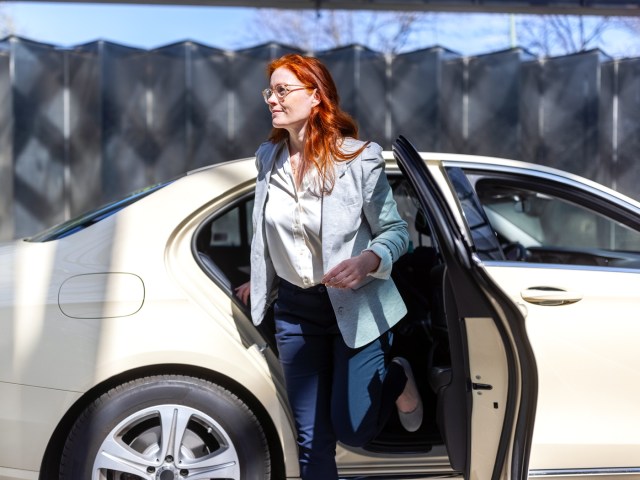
<box><xmin>529</xmin><ymin>467</ymin><xmax>640</xmax><ymax>477</ymax></box>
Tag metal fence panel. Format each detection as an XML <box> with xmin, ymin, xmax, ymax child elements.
<box><xmin>101</xmin><ymin>42</ymin><xmax>152</xmax><ymax>203</ymax></box>
<box><xmin>188</xmin><ymin>43</ymin><xmax>233</xmax><ymax>168</ymax></box>
<box><xmin>613</xmin><ymin>58</ymin><xmax>640</xmax><ymax>199</ymax></box>
<box><xmin>148</xmin><ymin>43</ymin><xmax>190</xmax><ymax>181</ymax></box>
<box><xmin>318</xmin><ymin>45</ymin><xmax>387</xmax><ymax>147</ymax></box>
<box><xmin>67</xmin><ymin>44</ymin><xmax>103</xmax><ymax>218</ymax></box>
<box><xmin>467</xmin><ymin>49</ymin><xmax>532</xmax><ymax>159</ymax></box>
<box><xmin>519</xmin><ymin>58</ymin><xmax>543</xmax><ymax>165</ymax></box>
<box><xmin>539</xmin><ymin>50</ymin><xmax>604</xmax><ymax>178</ymax></box>
<box><xmin>390</xmin><ymin>47</ymin><xmax>456</xmax><ymax>152</ymax></box>
<box><xmin>0</xmin><ymin>40</ymin><xmax>12</xmax><ymax>241</ymax></box>
<box><xmin>2</xmin><ymin>37</ymin><xmax>640</xmax><ymax>239</ymax></box>
<box><xmin>12</xmin><ymin>38</ymin><xmax>66</xmax><ymax>239</ymax></box>
<box><xmin>599</xmin><ymin>60</ymin><xmax>615</xmax><ymax>189</ymax></box>
<box><xmin>440</xmin><ymin>56</ymin><xmax>465</xmax><ymax>153</ymax></box>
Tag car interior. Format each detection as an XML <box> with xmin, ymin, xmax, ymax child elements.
<box><xmin>465</xmin><ymin>170</ymin><xmax>640</xmax><ymax>268</ymax></box>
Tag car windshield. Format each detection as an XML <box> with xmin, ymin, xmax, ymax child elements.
<box><xmin>28</xmin><ymin>181</ymin><xmax>172</xmax><ymax>242</ymax></box>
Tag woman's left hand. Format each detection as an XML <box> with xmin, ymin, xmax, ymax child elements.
<box><xmin>234</xmin><ymin>281</ymin><xmax>251</xmax><ymax>305</ymax></box>
<box><xmin>322</xmin><ymin>250</ymin><xmax>381</xmax><ymax>289</ymax></box>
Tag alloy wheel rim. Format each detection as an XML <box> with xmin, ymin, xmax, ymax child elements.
<box><xmin>91</xmin><ymin>404</ymin><xmax>240</xmax><ymax>480</ymax></box>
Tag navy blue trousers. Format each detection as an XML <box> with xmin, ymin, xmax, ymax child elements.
<box><xmin>274</xmin><ymin>279</ymin><xmax>407</xmax><ymax>480</ymax></box>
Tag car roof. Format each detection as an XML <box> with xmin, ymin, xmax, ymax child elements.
<box><xmin>383</xmin><ymin>150</ymin><xmax>640</xmax><ymax>211</ymax></box>
<box><xmin>186</xmin><ymin>151</ymin><xmax>640</xmax><ymax>212</ymax></box>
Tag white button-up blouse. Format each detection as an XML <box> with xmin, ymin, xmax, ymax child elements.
<box><xmin>264</xmin><ymin>146</ymin><xmax>324</xmax><ymax>288</ymax></box>
<box><xmin>264</xmin><ymin>144</ymin><xmax>390</xmax><ymax>290</ymax></box>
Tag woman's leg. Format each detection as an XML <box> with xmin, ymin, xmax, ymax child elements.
<box><xmin>330</xmin><ymin>332</ymin><xmax>408</xmax><ymax>447</ymax></box>
<box><xmin>274</xmin><ymin>281</ymin><xmax>341</xmax><ymax>480</ymax></box>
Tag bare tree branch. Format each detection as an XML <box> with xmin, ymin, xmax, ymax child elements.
<box><xmin>243</xmin><ymin>10</ymin><xmax>637</xmax><ymax>58</ymax></box>
<box><xmin>516</xmin><ymin>15</ymin><xmax>614</xmax><ymax>57</ymax></box>
<box><xmin>375</xmin><ymin>12</ymin><xmax>424</xmax><ymax>54</ymax></box>
<box><xmin>245</xmin><ymin>9</ymin><xmax>434</xmax><ymax>55</ymax></box>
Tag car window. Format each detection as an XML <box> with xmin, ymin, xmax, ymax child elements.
<box><xmin>28</xmin><ymin>181</ymin><xmax>173</xmax><ymax>242</ymax></box>
<box><xmin>447</xmin><ymin>168</ymin><xmax>505</xmax><ymax>261</ymax></box>
<box><xmin>478</xmin><ymin>183</ymin><xmax>640</xmax><ymax>251</ymax></box>
<box><xmin>195</xmin><ymin>196</ymin><xmax>254</xmax><ymax>287</ymax></box>
<box><xmin>209</xmin><ymin>202</ymin><xmax>253</xmax><ymax>247</ymax></box>
<box><xmin>389</xmin><ymin>176</ymin><xmax>434</xmax><ymax>252</ymax></box>
<box><xmin>452</xmin><ymin>168</ymin><xmax>640</xmax><ymax>267</ymax></box>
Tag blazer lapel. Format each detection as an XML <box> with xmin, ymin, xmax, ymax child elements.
<box><xmin>334</xmin><ymin>158</ymin><xmax>355</xmax><ymax>179</ymax></box>
<box><xmin>321</xmin><ymin>158</ymin><xmax>358</xmax><ymax>272</ymax></box>
<box><xmin>255</xmin><ymin>141</ymin><xmax>285</xmax><ymax>212</ymax></box>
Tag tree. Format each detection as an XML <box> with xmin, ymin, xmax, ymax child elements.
<box><xmin>246</xmin><ymin>9</ymin><xmax>434</xmax><ymax>55</ymax></box>
<box><xmin>515</xmin><ymin>15</ymin><xmax>614</xmax><ymax>57</ymax></box>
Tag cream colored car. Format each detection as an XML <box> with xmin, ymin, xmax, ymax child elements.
<box><xmin>2</xmin><ymin>136</ymin><xmax>640</xmax><ymax>480</ymax></box>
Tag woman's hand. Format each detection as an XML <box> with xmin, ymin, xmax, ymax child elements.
<box><xmin>234</xmin><ymin>281</ymin><xmax>251</xmax><ymax>305</ymax></box>
<box><xmin>322</xmin><ymin>250</ymin><xmax>380</xmax><ymax>289</ymax></box>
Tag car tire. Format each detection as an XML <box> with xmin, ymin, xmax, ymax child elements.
<box><xmin>59</xmin><ymin>374</ymin><xmax>271</xmax><ymax>479</ymax></box>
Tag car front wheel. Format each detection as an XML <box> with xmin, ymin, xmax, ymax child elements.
<box><xmin>59</xmin><ymin>375</ymin><xmax>271</xmax><ymax>479</ymax></box>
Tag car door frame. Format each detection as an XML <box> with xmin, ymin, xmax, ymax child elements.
<box><xmin>392</xmin><ymin>136</ymin><xmax>539</xmax><ymax>480</ymax></box>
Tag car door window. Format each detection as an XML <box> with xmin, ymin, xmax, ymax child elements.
<box><xmin>480</xmin><ymin>184</ymin><xmax>640</xmax><ymax>250</ymax></box>
<box><xmin>450</xmin><ymin>167</ymin><xmax>640</xmax><ymax>267</ymax></box>
<box><xmin>447</xmin><ymin>168</ymin><xmax>505</xmax><ymax>261</ymax></box>
<box><xmin>195</xmin><ymin>196</ymin><xmax>254</xmax><ymax>287</ymax></box>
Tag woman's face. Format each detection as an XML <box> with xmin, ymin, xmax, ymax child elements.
<box><xmin>267</xmin><ymin>67</ymin><xmax>319</xmax><ymax>134</ymax></box>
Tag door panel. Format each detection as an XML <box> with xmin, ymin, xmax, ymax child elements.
<box><xmin>465</xmin><ymin>316</ymin><xmax>510</xmax><ymax>480</ymax></box>
<box><xmin>485</xmin><ymin>265</ymin><xmax>640</xmax><ymax>471</ymax></box>
<box><xmin>394</xmin><ymin>137</ymin><xmax>537</xmax><ymax>480</ymax></box>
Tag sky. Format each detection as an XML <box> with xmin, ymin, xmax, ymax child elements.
<box><xmin>2</xmin><ymin>3</ymin><xmax>257</xmax><ymax>50</ymax></box>
<box><xmin>0</xmin><ymin>1</ymin><xmax>638</xmax><ymax>57</ymax></box>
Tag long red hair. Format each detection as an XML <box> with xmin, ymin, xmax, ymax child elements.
<box><xmin>266</xmin><ymin>54</ymin><xmax>368</xmax><ymax>194</ymax></box>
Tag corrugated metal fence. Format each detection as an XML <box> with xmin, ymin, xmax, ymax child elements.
<box><xmin>0</xmin><ymin>36</ymin><xmax>639</xmax><ymax>240</ymax></box>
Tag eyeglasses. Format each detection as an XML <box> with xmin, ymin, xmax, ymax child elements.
<box><xmin>262</xmin><ymin>84</ymin><xmax>310</xmax><ymax>103</ymax></box>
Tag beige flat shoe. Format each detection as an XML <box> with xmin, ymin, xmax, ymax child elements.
<box><xmin>392</xmin><ymin>357</ymin><xmax>423</xmax><ymax>432</ymax></box>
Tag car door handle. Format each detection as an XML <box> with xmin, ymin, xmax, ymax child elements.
<box><xmin>520</xmin><ymin>287</ymin><xmax>583</xmax><ymax>306</ymax></box>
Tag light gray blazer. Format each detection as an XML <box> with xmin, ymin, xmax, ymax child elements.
<box><xmin>249</xmin><ymin>138</ymin><xmax>408</xmax><ymax>348</ymax></box>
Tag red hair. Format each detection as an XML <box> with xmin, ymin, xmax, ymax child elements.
<box><xmin>266</xmin><ymin>54</ymin><xmax>368</xmax><ymax>194</ymax></box>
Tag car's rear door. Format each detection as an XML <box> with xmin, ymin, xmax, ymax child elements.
<box><xmin>451</xmin><ymin>165</ymin><xmax>640</xmax><ymax>478</ymax></box>
<box><xmin>393</xmin><ymin>136</ymin><xmax>538</xmax><ymax>480</ymax></box>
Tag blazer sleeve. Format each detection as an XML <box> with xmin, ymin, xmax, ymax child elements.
<box><xmin>360</xmin><ymin>142</ymin><xmax>409</xmax><ymax>279</ymax></box>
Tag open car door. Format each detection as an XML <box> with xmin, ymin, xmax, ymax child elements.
<box><xmin>392</xmin><ymin>136</ymin><xmax>538</xmax><ymax>480</ymax></box>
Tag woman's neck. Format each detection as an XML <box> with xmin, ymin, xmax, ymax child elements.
<box><xmin>286</xmin><ymin>125</ymin><xmax>306</xmax><ymax>157</ymax></box>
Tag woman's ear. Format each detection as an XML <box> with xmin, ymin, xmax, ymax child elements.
<box><xmin>311</xmin><ymin>89</ymin><xmax>321</xmax><ymax>107</ymax></box>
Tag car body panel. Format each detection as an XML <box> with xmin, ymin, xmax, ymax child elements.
<box><xmin>485</xmin><ymin>264</ymin><xmax>640</xmax><ymax>471</ymax></box>
<box><xmin>0</xmin><ymin>383</ymin><xmax>80</xmax><ymax>472</ymax></box>
<box><xmin>0</xmin><ymin>467</ymin><xmax>38</xmax><ymax>480</ymax></box>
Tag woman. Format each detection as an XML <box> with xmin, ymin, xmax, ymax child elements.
<box><xmin>235</xmin><ymin>53</ymin><xmax>422</xmax><ymax>480</ymax></box>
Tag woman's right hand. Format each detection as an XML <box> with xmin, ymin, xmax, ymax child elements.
<box><xmin>234</xmin><ymin>281</ymin><xmax>251</xmax><ymax>305</ymax></box>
